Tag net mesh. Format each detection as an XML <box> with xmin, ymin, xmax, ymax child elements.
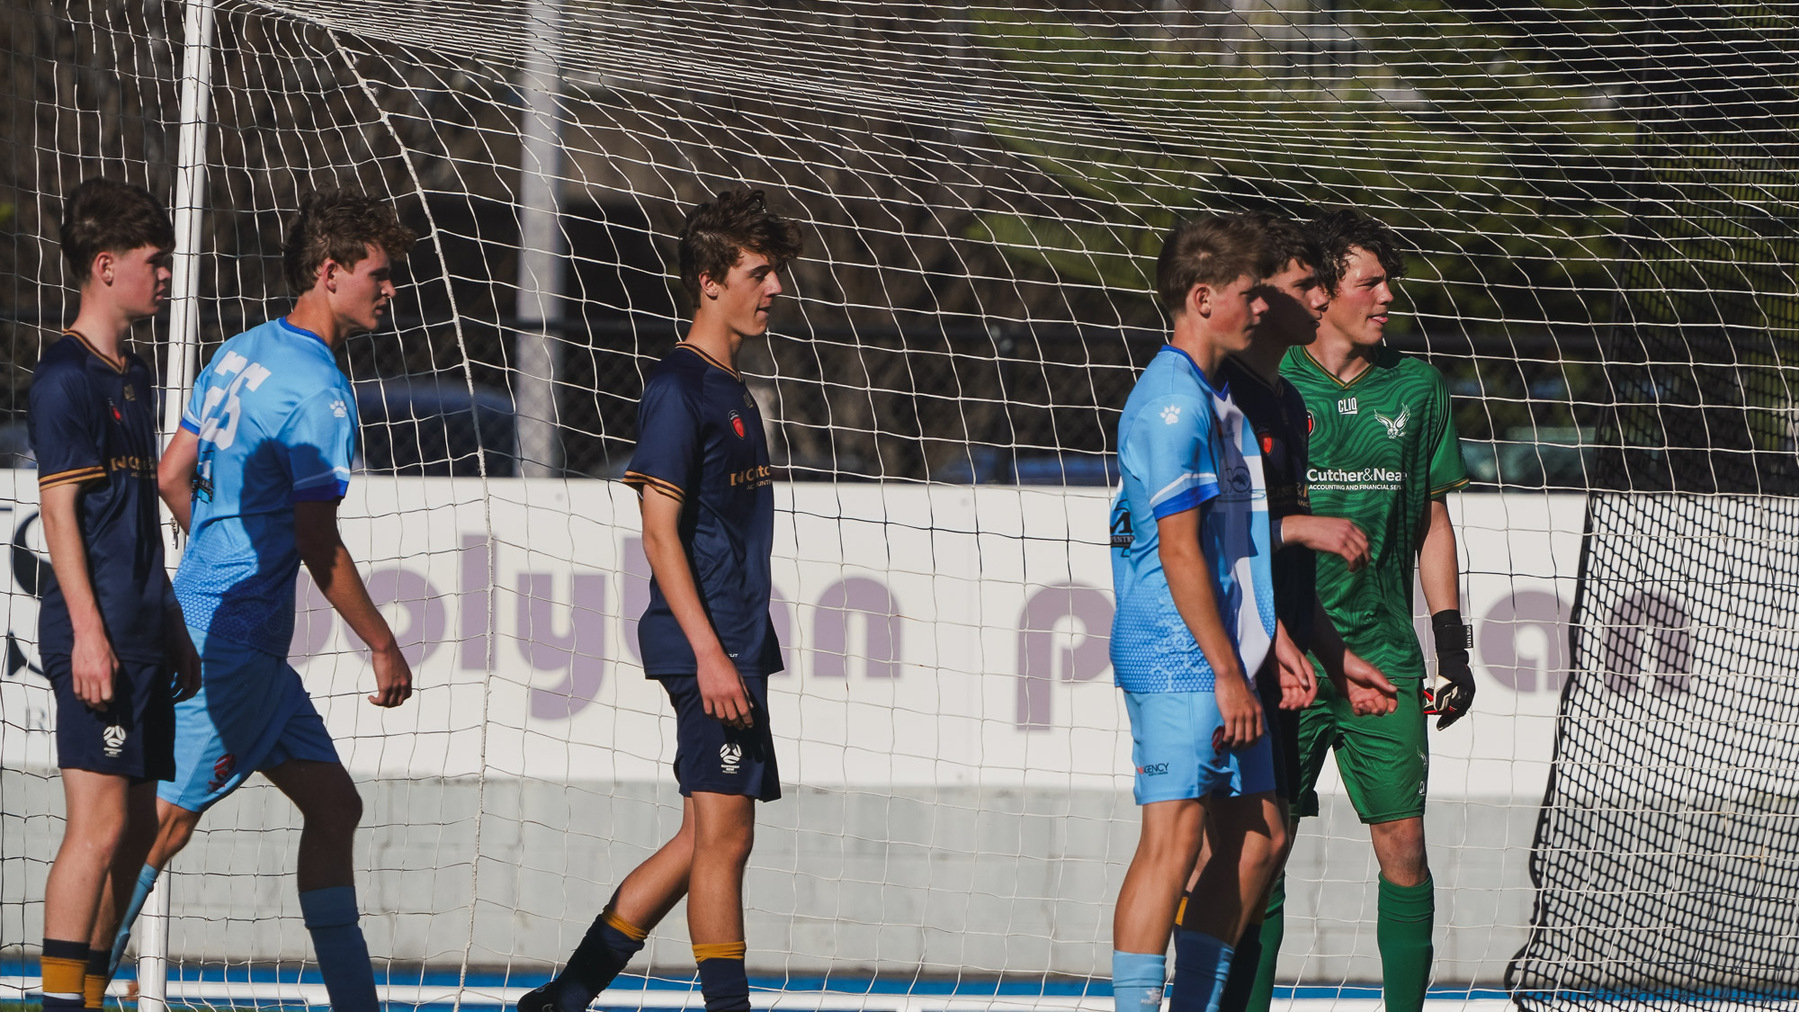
<box><xmin>0</xmin><ymin>0</ymin><xmax>1792</xmax><ymax>1006</ymax></box>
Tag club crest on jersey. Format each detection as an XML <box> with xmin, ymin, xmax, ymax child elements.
<box><xmin>728</xmin><ymin>410</ymin><xmax>746</xmax><ymax>439</ymax></box>
<box><xmin>1374</xmin><ymin>405</ymin><xmax>1410</xmax><ymax>439</ymax></box>
<box><xmin>123</xmin><ymin>383</ymin><xmax>138</xmax><ymax>401</ymax></box>
<box><xmin>1337</xmin><ymin>396</ymin><xmax>1358</xmax><ymax>415</ymax></box>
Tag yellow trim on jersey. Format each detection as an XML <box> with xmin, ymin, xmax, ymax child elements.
<box><xmin>1428</xmin><ymin>476</ymin><xmax>1472</xmax><ymax>498</ymax></box>
<box><xmin>38</xmin><ymin>465</ymin><xmax>106</xmax><ymax>489</ymax></box>
<box><xmin>66</xmin><ymin>329</ymin><xmax>129</xmax><ymax>374</ymax></box>
<box><xmin>622</xmin><ymin>471</ymin><xmax>685</xmax><ymax>502</ymax></box>
<box><xmin>674</xmin><ymin>342</ymin><xmax>741</xmax><ymax>380</ymax></box>
<box><xmin>1295</xmin><ymin>346</ymin><xmax>1377</xmax><ymax>390</ymax></box>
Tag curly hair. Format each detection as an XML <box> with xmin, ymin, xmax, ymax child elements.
<box><xmin>676</xmin><ymin>189</ymin><xmax>804</xmax><ymax>301</ymax></box>
<box><xmin>1305</xmin><ymin>208</ymin><xmax>1407</xmax><ymax>296</ymax></box>
<box><xmin>60</xmin><ymin>179</ymin><xmax>174</xmax><ymax>284</ymax></box>
<box><xmin>282</xmin><ymin>190</ymin><xmax>418</xmax><ymax>293</ymax></box>
<box><xmin>1154</xmin><ymin>214</ymin><xmax>1267</xmax><ymax>314</ymax></box>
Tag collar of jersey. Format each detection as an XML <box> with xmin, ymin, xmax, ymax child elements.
<box><xmin>1158</xmin><ymin>344</ymin><xmax>1219</xmax><ymax>398</ymax></box>
<box><xmin>64</xmin><ymin>329</ymin><xmax>129</xmax><ymax>374</ymax></box>
<box><xmin>1294</xmin><ymin>345</ymin><xmax>1377</xmax><ymax>390</ymax></box>
<box><xmin>277</xmin><ymin>316</ymin><xmax>332</xmax><ymax>353</ymax></box>
<box><xmin>675</xmin><ymin>342</ymin><xmax>740</xmax><ymax>380</ymax></box>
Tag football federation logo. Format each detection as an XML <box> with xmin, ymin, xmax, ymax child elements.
<box><xmin>719</xmin><ymin>743</ymin><xmax>743</xmax><ymax>774</ymax></box>
<box><xmin>1374</xmin><ymin>405</ymin><xmax>1410</xmax><ymax>439</ymax></box>
<box><xmin>208</xmin><ymin>753</ymin><xmax>238</xmax><ymax>792</ymax></box>
<box><xmin>102</xmin><ymin>724</ymin><xmax>127</xmax><ymax>758</ymax></box>
<box><xmin>728</xmin><ymin>410</ymin><xmax>746</xmax><ymax>439</ymax></box>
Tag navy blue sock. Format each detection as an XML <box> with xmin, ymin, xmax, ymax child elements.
<box><xmin>548</xmin><ymin>906</ymin><xmax>647</xmax><ymax>1011</ymax></box>
<box><xmin>299</xmin><ymin>886</ymin><xmax>378</xmax><ymax>1012</ymax></box>
<box><xmin>1169</xmin><ymin>930</ymin><xmax>1233</xmax><ymax>1012</ymax></box>
<box><xmin>695</xmin><ymin>947</ymin><xmax>750</xmax><ymax>1012</ymax></box>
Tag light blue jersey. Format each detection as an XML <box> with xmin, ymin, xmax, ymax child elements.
<box><xmin>1110</xmin><ymin>345</ymin><xmax>1276</xmax><ymax>693</ymax></box>
<box><xmin>174</xmin><ymin>318</ymin><xmax>355</xmax><ymax>658</ymax></box>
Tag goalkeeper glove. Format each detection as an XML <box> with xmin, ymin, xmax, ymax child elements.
<box><xmin>1425</xmin><ymin>609</ymin><xmax>1475</xmax><ymax>729</ymax></box>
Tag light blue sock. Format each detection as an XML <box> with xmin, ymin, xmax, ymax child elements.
<box><xmin>108</xmin><ymin>864</ymin><xmax>161</xmax><ymax>979</ymax></box>
<box><xmin>299</xmin><ymin>886</ymin><xmax>378</xmax><ymax>1012</ymax></box>
<box><xmin>1113</xmin><ymin>950</ymin><xmax>1167</xmax><ymax>1012</ymax></box>
<box><xmin>1169</xmin><ymin>930</ymin><xmax>1235</xmax><ymax>1012</ymax></box>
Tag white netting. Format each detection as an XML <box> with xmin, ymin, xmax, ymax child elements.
<box><xmin>1</xmin><ymin>0</ymin><xmax>1794</xmax><ymax>1007</ymax></box>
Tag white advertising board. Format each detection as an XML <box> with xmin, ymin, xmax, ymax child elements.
<box><xmin>0</xmin><ymin>474</ymin><xmax>1582</xmax><ymax>800</ymax></box>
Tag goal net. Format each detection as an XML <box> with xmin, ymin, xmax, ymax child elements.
<box><xmin>0</xmin><ymin>0</ymin><xmax>1793</xmax><ymax>1008</ymax></box>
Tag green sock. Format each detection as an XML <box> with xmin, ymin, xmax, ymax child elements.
<box><xmin>1376</xmin><ymin>874</ymin><xmax>1434</xmax><ymax>1012</ymax></box>
<box><xmin>1245</xmin><ymin>875</ymin><xmax>1286</xmax><ymax>1012</ymax></box>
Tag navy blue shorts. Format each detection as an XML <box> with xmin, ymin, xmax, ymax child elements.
<box><xmin>661</xmin><ymin>675</ymin><xmax>781</xmax><ymax>802</ymax></box>
<box><xmin>1257</xmin><ymin>661</ymin><xmax>1301</xmax><ymax>804</ymax></box>
<box><xmin>45</xmin><ymin>654</ymin><xmax>175</xmax><ymax>780</ymax></box>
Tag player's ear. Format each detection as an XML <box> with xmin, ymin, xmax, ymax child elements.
<box><xmin>1187</xmin><ymin>282</ymin><xmax>1212</xmax><ymax>319</ymax></box>
<box><xmin>320</xmin><ymin>258</ymin><xmax>339</xmax><ymax>293</ymax></box>
<box><xmin>698</xmin><ymin>270</ymin><xmax>722</xmax><ymax>300</ymax></box>
<box><xmin>90</xmin><ymin>250</ymin><xmax>115</xmax><ymax>287</ymax></box>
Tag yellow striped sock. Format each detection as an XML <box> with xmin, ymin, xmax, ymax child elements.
<box><xmin>603</xmin><ymin>909</ymin><xmax>649</xmax><ymax>943</ymax></box>
<box><xmin>41</xmin><ymin>954</ymin><xmax>86</xmax><ymax>999</ymax></box>
<box><xmin>692</xmin><ymin>941</ymin><xmax>747</xmax><ymax>963</ymax></box>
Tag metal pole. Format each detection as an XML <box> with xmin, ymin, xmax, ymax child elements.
<box><xmin>142</xmin><ymin>0</ymin><xmax>215</xmax><ymax>1006</ymax></box>
<box><xmin>514</xmin><ymin>0</ymin><xmax>566</xmax><ymax>477</ymax></box>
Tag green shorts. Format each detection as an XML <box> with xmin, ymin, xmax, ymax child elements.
<box><xmin>1295</xmin><ymin>666</ymin><xmax>1429</xmax><ymax>824</ymax></box>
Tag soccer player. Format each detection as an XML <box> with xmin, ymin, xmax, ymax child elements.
<box><xmin>1108</xmin><ymin>214</ymin><xmax>1282</xmax><ymax>1012</ymax></box>
<box><xmin>1182</xmin><ymin>212</ymin><xmax>1399</xmax><ymax>1012</ymax></box>
<box><xmin>1278</xmin><ymin>208</ymin><xmax>1473</xmax><ymax>1012</ymax></box>
<box><xmin>107</xmin><ymin>190</ymin><xmax>418</xmax><ymax>1012</ymax></box>
<box><xmin>30</xmin><ymin>179</ymin><xmax>200</xmax><ymax>1012</ymax></box>
<box><xmin>519</xmin><ymin>188</ymin><xmax>803</xmax><ymax>1012</ymax></box>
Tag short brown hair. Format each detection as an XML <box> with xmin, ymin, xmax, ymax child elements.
<box><xmin>282</xmin><ymin>190</ymin><xmax>417</xmax><ymax>293</ymax></box>
<box><xmin>1237</xmin><ymin>211</ymin><xmax>1322</xmax><ymax>278</ymax></box>
<box><xmin>60</xmin><ymin>179</ymin><xmax>175</xmax><ymax>285</ymax></box>
<box><xmin>676</xmin><ymin>189</ymin><xmax>803</xmax><ymax>301</ymax></box>
<box><xmin>1154</xmin><ymin>214</ymin><xmax>1267</xmax><ymax>314</ymax></box>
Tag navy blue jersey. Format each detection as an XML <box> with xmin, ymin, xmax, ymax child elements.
<box><xmin>27</xmin><ymin>331</ymin><xmax>168</xmax><ymax>662</ymax></box>
<box><xmin>1218</xmin><ymin>357</ymin><xmax>1315</xmax><ymax>652</ymax></box>
<box><xmin>623</xmin><ymin>344</ymin><xmax>782</xmax><ymax>677</ymax></box>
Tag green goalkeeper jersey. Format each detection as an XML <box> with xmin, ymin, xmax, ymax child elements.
<box><xmin>1280</xmin><ymin>345</ymin><xmax>1469</xmax><ymax>680</ymax></box>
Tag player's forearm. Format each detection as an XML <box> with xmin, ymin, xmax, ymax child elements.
<box><xmin>1309</xmin><ymin>596</ymin><xmax>1348</xmax><ymax>679</ymax></box>
<box><xmin>306</xmin><ymin>540</ymin><xmax>399</xmax><ymax>654</ymax></box>
<box><xmin>1418</xmin><ymin>498</ymin><xmax>1460</xmax><ymax>614</ymax></box>
<box><xmin>40</xmin><ymin>486</ymin><xmax>108</xmax><ymax>641</ymax></box>
<box><xmin>158</xmin><ymin>429</ymin><xmax>199</xmax><ymax>534</ymax></box>
<box><xmin>641</xmin><ymin>519</ymin><xmax>728</xmax><ymax>661</ymax></box>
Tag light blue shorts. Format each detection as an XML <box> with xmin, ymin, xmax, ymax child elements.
<box><xmin>159</xmin><ymin>626</ymin><xmax>339</xmax><ymax>812</ymax></box>
<box><xmin>1124</xmin><ymin>688</ymin><xmax>1276</xmax><ymax>805</ymax></box>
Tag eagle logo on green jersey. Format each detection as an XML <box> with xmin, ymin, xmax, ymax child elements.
<box><xmin>1373</xmin><ymin>405</ymin><xmax>1410</xmax><ymax>439</ymax></box>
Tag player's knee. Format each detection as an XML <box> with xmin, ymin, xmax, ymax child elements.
<box><xmin>303</xmin><ymin>787</ymin><xmax>363</xmax><ymax>838</ymax></box>
<box><xmin>1136</xmin><ymin>823</ymin><xmax>1203</xmax><ymax>877</ymax></box>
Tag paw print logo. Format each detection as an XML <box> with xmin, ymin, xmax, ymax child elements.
<box><xmin>1160</xmin><ymin>404</ymin><xmax>1182</xmax><ymax>425</ymax></box>
<box><xmin>331</xmin><ymin>399</ymin><xmax>348</xmax><ymax>419</ymax></box>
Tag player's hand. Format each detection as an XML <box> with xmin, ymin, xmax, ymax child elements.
<box><xmin>1425</xmin><ymin>610</ymin><xmax>1475</xmax><ymax>729</ymax></box>
<box><xmin>72</xmin><ymin>631</ymin><xmax>120</xmax><ymax>709</ymax></box>
<box><xmin>1274</xmin><ymin>622</ymin><xmax>1316</xmax><ymax>710</ymax></box>
<box><xmin>698</xmin><ymin>648</ymin><xmax>753</xmax><ymax>730</ymax></box>
<box><xmin>167</xmin><ymin>626</ymin><xmax>202</xmax><ymax>703</ymax></box>
<box><xmin>1334</xmin><ymin>649</ymin><xmax>1399</xmax><ymax>717</ymax></box>
<box><xmin>368</xmin><ymin>642</ymin><xmax>414</xmax><ymax>708</ymax></box>
<box><xmin>1214</xmin><ymin>671</ymin><xmax>1263</xmax><ymax>748</ymax></box>
<box><xmin>1280</xmin><ymin>515</ymin><xmax>1370</xmax><ymax>571</ymax></box>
